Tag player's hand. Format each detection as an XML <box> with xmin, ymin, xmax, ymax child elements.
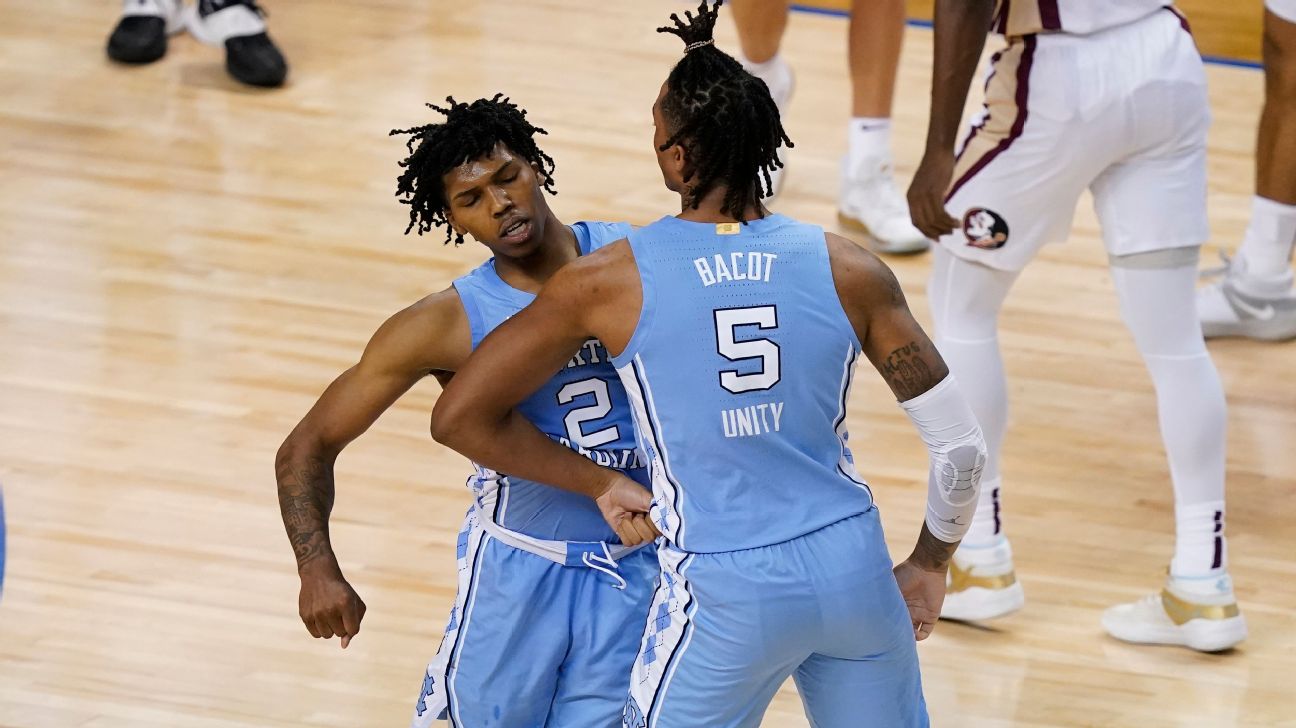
<box><xmin>892</xmin><ymin>558</ymin><xmax>947</xmax><ymax>642</ymax></box>
<box><xmin>594</xmin><ymin>473</ymin><xmax>660</xmax><ymax>546</ymax></box>
<box><xmin>298</xmin><ymin>562</ymin><xmax>367</xmax><ymax>649</ymax></box>
<box><xmin>906</xmin><ymin>148</ymin><xmax>961</xmax><ymax>241</ymax></box>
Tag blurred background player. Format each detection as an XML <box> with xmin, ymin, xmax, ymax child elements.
<box><xmin>727</xmin><ymin>0</ymin><xmax>930</xmax><ymax>254</ymax></box>
<box><xmin>908</xmin><ymin>0</ymin><xmax>1247</xmax><ymax>651</ymax></box>
<box><xmin>1197</xmin><ymin>1</ymin><xmax>1296</xmax><ymax>340</ymax></box>
<box><xmin>274</xmin><ymin>96</ymin><xmax>656</xmax><ymax>726</ymax></box>
<box><xmin>106</xmin><ymin>0</ymin><xmax>288</xmax><ymax>87</ymax></box>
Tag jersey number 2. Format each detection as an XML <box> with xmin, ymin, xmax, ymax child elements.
<box><xmin>556</xmin><ymin>379</ymin><xmax>621</xmax><ymax>448</ymax></box>
<box><xmin>714</xmin><ymin>306</ymin><xmax>781</xmax><ymax>393</ymax></box>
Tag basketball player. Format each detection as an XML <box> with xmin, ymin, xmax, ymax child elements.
<box><xmin>274</xmin><ymin>96</ymin><xmax>658</xmax><ymax>727</ymax></box>
<box><xmin>107</xmin><ymin>0</ymin><xmax>288</xmax><ymax>87</ymax></box>
<box><xmin>907</xmin><ymin>1</ymin><xmax>1247</xmax><ymax>651</ymax></box>
<box><xmin>1197</xmin><ymin>1</ymin><xmax>1296</xmax><ymax>340</ymax></box>
<box><xmin>728</xmin><ymin>0</ymin><xmax>930</xmax><ymax>254</ymax></box>
<box><xmin>431</xmin><ymin>4</ymin><xmax>987</xmax><ymax>725</ymax></box>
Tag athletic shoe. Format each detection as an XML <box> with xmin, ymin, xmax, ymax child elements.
<box><xmin>107</xmin><ymin>0</ymin><xmax>185</xmax><ymax>65</ymax></box>
<box><xmin>1102</xmin><ymin>574</ymin><xmax>1247</xmax><ymax>652</ymax></box>
<box><xmin>837</xmin><ymin>155</ymin><xmax>931</xmax><ymax>255</ymax></box>
<box><xmin>940</xmin><ymin>537</ymin><xmax>1025</xmax><ymax>622</ymax></box>
<box><xmin>1197</xmin><ymin>251</ymin><xmax>1296</xmax><ymax>341</ymax></box>
<box><xmin>186</xmin><ymin>0</ymin><xmax>287</xmax><ymax>87</ymax></box>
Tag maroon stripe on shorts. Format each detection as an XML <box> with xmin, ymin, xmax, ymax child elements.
<box><xmin>994</xmin><ymin>0</ymin><xmax>1010</xmax><ymax>34</ymax></box>
<box><xmin>1167</xmin><ymin>6</ymin><xmax>1193</xmax><ymax>34</ymax></box>
<box><xmin>945</xmin><ymin>35</ymin><xmax>1036</xmax><ymax>202</ymax></box>
<box><xmin>1039</xmin><ymin>0</ymin><xmax>1061</xmax><ymax>30</ymax></box>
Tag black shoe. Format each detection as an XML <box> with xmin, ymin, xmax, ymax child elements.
<box><xmin>187</xmin><ymin>0</ymin><xmax>288</xmax><ymax>87</ymax></box>
<box><xmin>107</xmin><ymin>0</ymin><xmax>182</xmax><ymax>64</ymax></box>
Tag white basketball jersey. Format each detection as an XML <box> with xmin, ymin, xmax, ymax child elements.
<box><xmin>992</xmin><ymin>0</ymin><xmax>1170</xmax><ymax>37</ymax></box>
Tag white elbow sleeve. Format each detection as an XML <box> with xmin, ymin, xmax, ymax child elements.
<box><xmin>899</xmin><ymin>375</ymin><xmax>987</xmax><ymax>544</ymax></box>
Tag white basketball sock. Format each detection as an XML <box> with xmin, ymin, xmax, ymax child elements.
<box><xmin>929</xmin><ymin>248</ymin><xmax>1019</xmax><ymax>547</ymax></box>
<box><xmin>1111</xmin><ymin>259</ymin><xmax>1229</xmax><ymax>578</ymax></box>
<box><xmin>1236</xmin><ymin>195</ymin><xmax>1296</xmax><ymax>285</ymax></box>
<box><xmin>846</xmin><ymin>117</ymin><xmax>892</xmax><ymax>175</ymax></box>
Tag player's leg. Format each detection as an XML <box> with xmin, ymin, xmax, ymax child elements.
<box><xmin>1198</xmin><ymin>5</ymin><xmax>1296</xmax><ymax>340</ymax></box>
<box><xmin>1089</xmin><ymin>35</ymin><xmax>1246</xmax><ymax>650</ymax></box>
<box><xmin>930</xmin><ymin>35</ymin><xmax>1102</xmax><ymax>621</ymax></box>
<box><xmin>928</xmin><ymin>247</ymin><xmax>1024</xmax><ymax>621</ymax></box>
<box><xmin>624</xmin><ymin>546</ymin><xmax>806</xmax><ymax>728</ymax></box>
<box><xmin>412</xmin><ymin>530</ymin><xmax>566</xmax><ymax>727</ymax></box>
<box><xmin>106</xmin><ymin>0</ymin><xmax>185</xmax><ymax>64</ymax></box>
<box><xmin>545</xmin><ymin>546</ymin><xmax>659</xmax><ymax>727</ymax></box>
<box><xmin>185</xmin><ymin>0</ymin><xmax>288</xmax><ymax>87</ymax></box>
<box><xmin>794</xmin><ymin>509</ymin><xmax>928</xmax><ymax>728</ymax></box>
<box><xmin>728</xmin><ymin>0</ymin><xmax>794</xmax><ymax>197</ymax></box>
<box><xmin>837</xmin><ymin>0</ymin><xmax>930</xmax><ymax>255</ymax></box>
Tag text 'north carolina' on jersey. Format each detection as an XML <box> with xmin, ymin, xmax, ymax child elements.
<box><xmin>453</xmin><ymin>221</ymin><xmax>647</xmax><ymax>543</ymax></box>
<box><xmin>611</xmin><ymin>215</ymin><xmax>874</xmax><ymax>553</ymax></box>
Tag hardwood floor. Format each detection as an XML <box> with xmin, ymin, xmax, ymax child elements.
<box><xmin>0</xmin><ymin>2</ymin><xmax>1291</xmax><ymax>726</ymax></box>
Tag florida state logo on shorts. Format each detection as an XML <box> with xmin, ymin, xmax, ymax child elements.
<box><xmin>963</xmin><ymin>207</ymin><xmax>1009</xmax><ymax>250</ymax></box>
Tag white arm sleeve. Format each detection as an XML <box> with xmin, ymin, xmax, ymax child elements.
<box><xmin>898</xmin><ymin>374</ymin><xmax>987</xmax><ymax>544</ymax></box>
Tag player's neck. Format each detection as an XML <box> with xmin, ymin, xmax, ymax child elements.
<box><xmin>493</xmin><ymin>212</ymin><xmax>578</xmax><ymax>293</ymax></box>
<box><xmin>677</xmin><ymin>186</ymin><xmax>767</xmax><ymax>224</ymax></box>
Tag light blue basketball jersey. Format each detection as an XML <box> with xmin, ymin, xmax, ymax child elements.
<box><xmin>611</xmin><ymin>214</ymin><xmax>874</xmax><ymax>553</ymax></box>
<box><xmin>453</xmin><ymin>221</ymin><xmax>646</xmax><ymax>544</ymax></box>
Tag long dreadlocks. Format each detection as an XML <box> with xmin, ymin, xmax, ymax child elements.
<box><xmin>657</xmin><ymin>0</ymin><xmax>793</xmax><ymax>219</ymax></box>
<box><xmin>390</xmin><ymin>94</ymin><xmax>557</xmax><ymax>245</ymax></box>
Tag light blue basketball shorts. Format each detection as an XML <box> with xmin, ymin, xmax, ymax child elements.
<box><xmin>624</xmin><ymin>507</ymin><xmax>928</xmax><ymax>728</ymax></box>
<box><xmin>412</xmin><ymin>508</ymin><xmax>658</xmax><ymax>728</ymax></box>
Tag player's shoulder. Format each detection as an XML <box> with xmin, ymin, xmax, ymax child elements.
<box><xmin>364</xmin><ymin>286</ymin><xmax>470</xmax><ymax>372</ymax></box>
<box><xmin>824</xmin><ymin>232</ymin><xmax>907</xmax><ymax>305</ymax></box>
<box><xmin>571</xmin><ymin>219</ymin><xmax>634</xmax><ymax>252</ymax></box>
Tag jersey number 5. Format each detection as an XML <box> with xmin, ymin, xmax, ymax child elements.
<box><xmin>714</xmin><ymin>306</ymin><xmax>781</xmax><ymax>394</ymax></box>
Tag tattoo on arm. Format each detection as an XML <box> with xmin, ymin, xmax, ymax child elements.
<box><xmin>276</xmin><ymin>453</ymin><xmax>337</xmax><ymax>571</ymax></box>
<box><xmin>880</xmin><ymin>341</ymin><xmax>938</xmax><ymax>401</ymax></box>
<box><xmin>910</xmin><ymin>523</ymin><xmax>960</xmax><ymax>571</ymax></box>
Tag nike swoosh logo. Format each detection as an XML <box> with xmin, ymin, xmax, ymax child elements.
<box><xmin>1229</xmin><ymin>294</ymin><xmax>1276</xmax><ymax>320</ymax></box>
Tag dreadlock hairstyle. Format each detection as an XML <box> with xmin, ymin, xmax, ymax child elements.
<box><xmin>390</xmin><ymin>94</ymin><xmax>557</xmax><ymax>245</ymax></box>
<box><xmin>657</xmin><ymin>0</ymin><xmax>793</xmax><ymax>220</ymax></box>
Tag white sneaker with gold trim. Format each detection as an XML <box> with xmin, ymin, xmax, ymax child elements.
<box><xmin>1102</xmin><ymin>575</ymin><xmax>1247</xmax><ymax>652</ymax></box>
<box><xmin>940</xmin><ymin>538</ymin><xmax>1025</xmax><ymax>621</ymax></box>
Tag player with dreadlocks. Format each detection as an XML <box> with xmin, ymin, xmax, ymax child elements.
<box><xmin>430</xmin><ymin>3</ymin><xmax>981</xmax><ymax>726</ymax></box>
<box><xmin>275</xmin><ymin>94</ymin><xmax>658</xmax><ymax>728</ymax></box>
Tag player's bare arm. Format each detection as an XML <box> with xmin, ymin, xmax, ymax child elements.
<box><xmin>275</xmin><ymin>288</ymin><xmax>470</xmax><ymax>647</ymax></box>
<box><xmin>906</xmin><ymin>0</ymin><xmax>997</xmax><ymax>239</ymax></box>
<box><xmin>827</xmin><ymin>232</ymin><xmax>986</xmax><ymax>639</ymax></box>
<box><xmin>430</xmin><ymin>243</ymin><xmax>658</xmax><ymax>546</ymax></box>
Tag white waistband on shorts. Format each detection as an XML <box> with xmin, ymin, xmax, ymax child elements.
<box><xmin>473</xmin><ymin>505</ymin><xmax>647</xmax><ymax>566</ymax></box>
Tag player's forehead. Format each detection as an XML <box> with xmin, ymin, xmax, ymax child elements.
<box><xmin>443</xmin><ymin>143</ymin><xmax>519</xmax><ymax>194</ymax></box>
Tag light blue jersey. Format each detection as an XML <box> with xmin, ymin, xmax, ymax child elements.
<box><xmin>615</xmin><ymin>214</ymin><xmax>926</xmax><ymax>728</ymax></box>
<box><xmin>453</xmin><ymin>221</ymin><xmax>647</xmax><ymax>543</ymax></box>
<box><xmin>415</xmin><ymin>220</ymin><xmax>658</xmax><ymax>728</ymax></box>
<box><xmin>612</xmin><ymin>214</ymin><xmax>875</xmax><ymax>553</ymax></box>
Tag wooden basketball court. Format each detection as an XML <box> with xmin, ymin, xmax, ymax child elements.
<box><xmin>0</xmin><ymin>1</ymin><xmax>1292</xmax><ymax>726</ymax></box>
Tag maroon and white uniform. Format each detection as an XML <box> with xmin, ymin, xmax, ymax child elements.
<box><xmin>942</xmin><ymin>3</ymin><xmax>1209</xmax><ymax>270</ymax></box>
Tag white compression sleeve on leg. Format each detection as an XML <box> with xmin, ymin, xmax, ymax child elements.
<box><xmin>899</xmin><ymin>374</ymin><xmax>988</xmax><ymax>544</ymax></box>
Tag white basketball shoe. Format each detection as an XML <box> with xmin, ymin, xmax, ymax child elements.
<box><xmin>1197</xmin><ymin>252</ymin><xmax>1296</xmax><ymax>341</ymax></box>
<box><xmin>1102</xmin><ymin>573</ymin><xmax>1247</xmax><ymax>653</ymax></box>
<box><xmin>837</xmin><ymin>154</ymin><xmax>931</xmax><ymax>255</ymax></box>
<box><xmin>940</xmin><ymin>537</ymin><xmax>1026</xmax><ymax>622</ymax></box>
